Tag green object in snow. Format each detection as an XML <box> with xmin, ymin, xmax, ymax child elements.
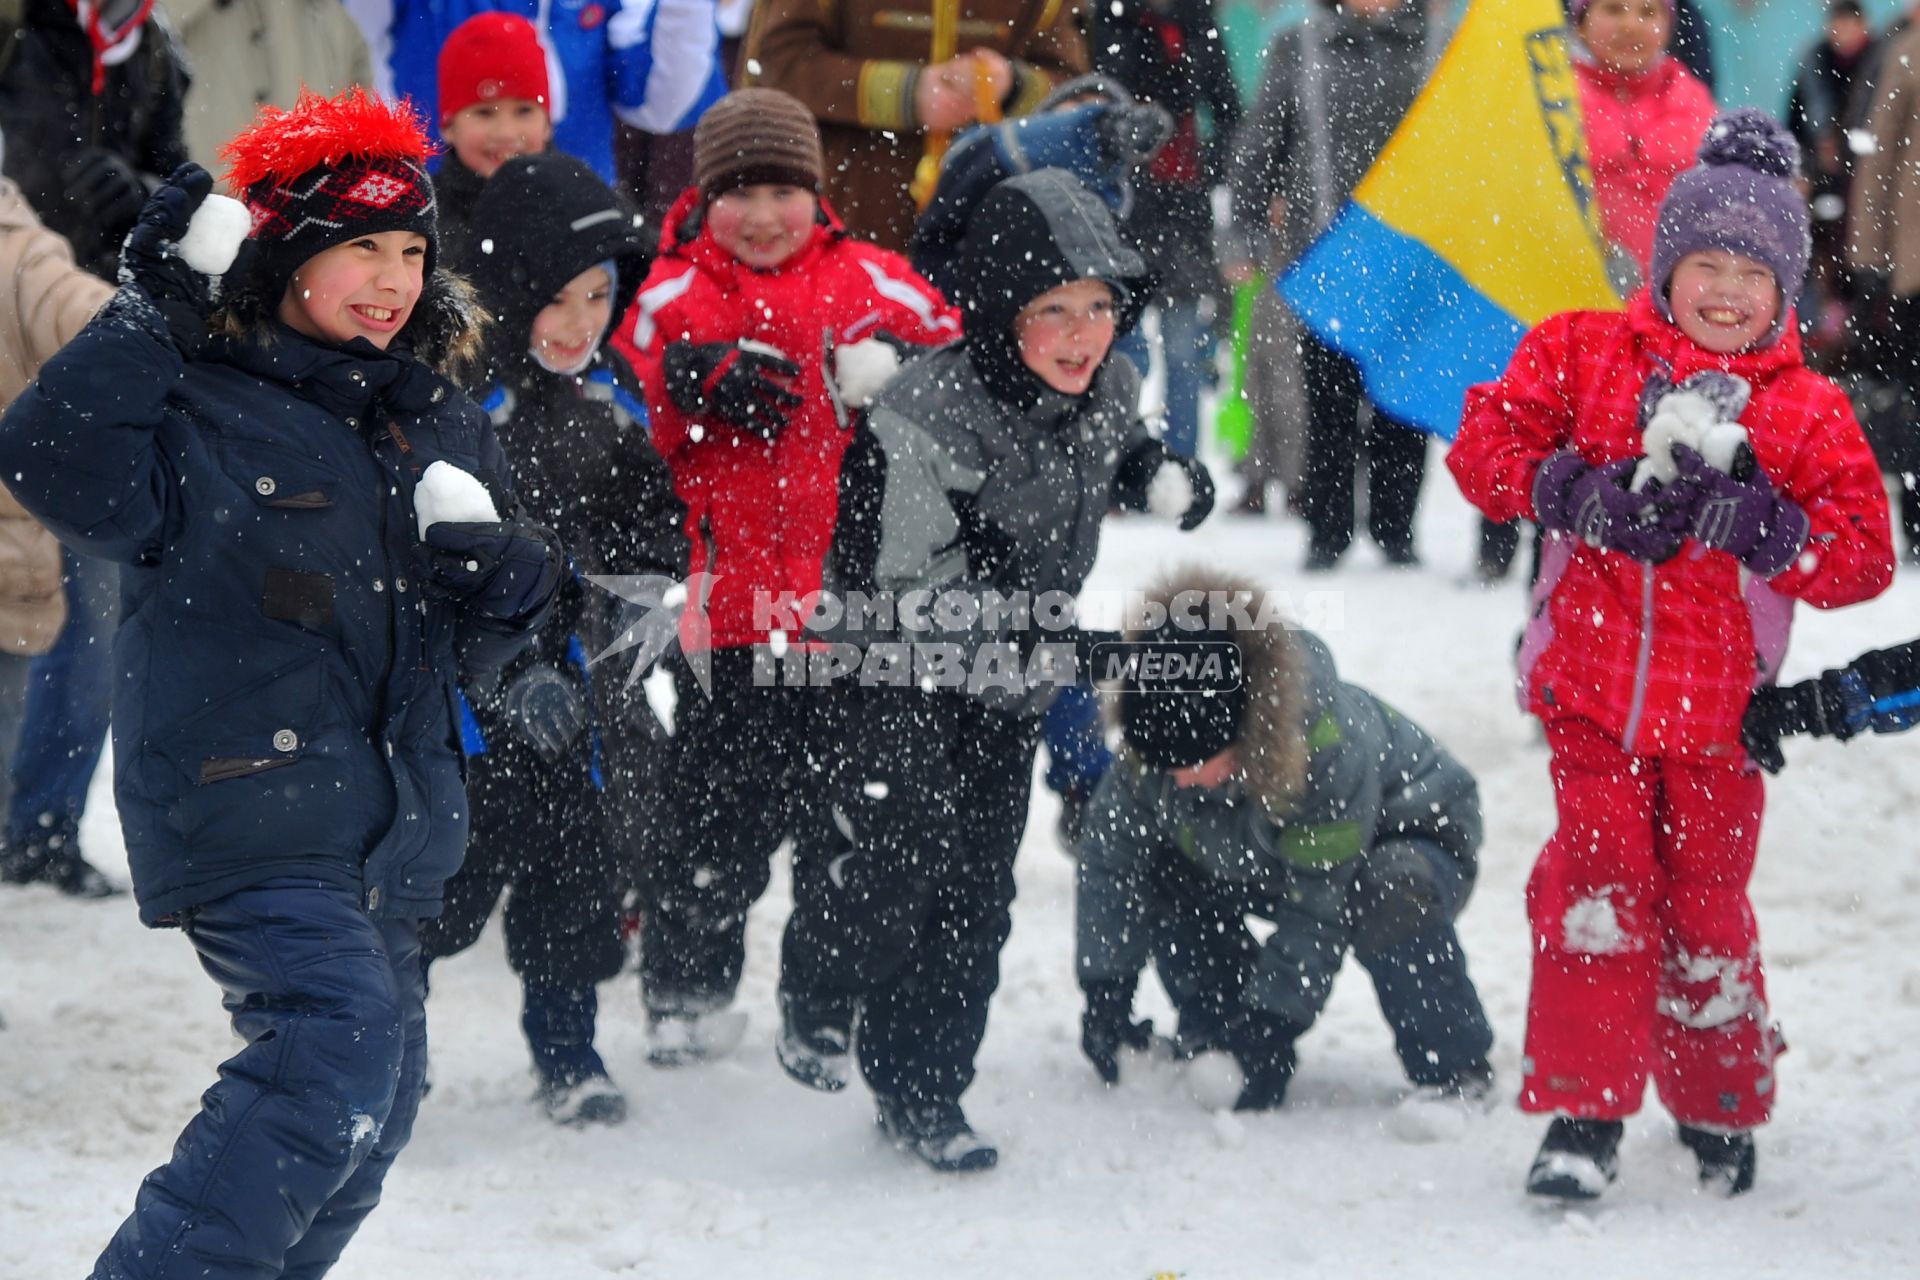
<box><xmin>1213</xmin><ymin>278</ymin><xmax>1261</xmax><ymax>462</ymax></box>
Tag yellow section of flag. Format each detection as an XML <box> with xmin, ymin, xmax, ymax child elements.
<box><xmin>1355</xmin><ymin>0</ymin><xmax>1617</xmax><ymax>323</ymax></box>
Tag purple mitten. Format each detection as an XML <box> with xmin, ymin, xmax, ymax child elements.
<box><xmin>1670</xmin><ymin>443</ymin><xmax>1809</xmax><ymax>576</ymax></box>
<box><xmin>1533</xmin><ymin>450</ymin><xmax>1689</xmax><ymax>563</ymax></box>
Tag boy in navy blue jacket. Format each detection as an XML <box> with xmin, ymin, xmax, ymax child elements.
<box><xmin>0</xmin><ymin>89</ymin><xmax>560</xmax><ymax>1279</ymax></box>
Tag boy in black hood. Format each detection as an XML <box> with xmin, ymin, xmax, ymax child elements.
<box><xmin>419</xmin><ymin>150</ymin><xmax>688</xmax><ymax>1126</ymax></box>
<box><xmin>777</xmin><ymin>169</ymin><xmax>1214</xmax><ymax>1172</ymax></box>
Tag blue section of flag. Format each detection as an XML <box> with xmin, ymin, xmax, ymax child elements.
<box><xmin>1278</xmin><ymin>204</ymin><xmax>1529</xmax><ymax>441</ymax></box>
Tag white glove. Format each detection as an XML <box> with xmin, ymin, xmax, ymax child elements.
<box><xmin>832</xmin><ymin>337</ymin><xmax>903</xmax><ymax>410</ymax></box>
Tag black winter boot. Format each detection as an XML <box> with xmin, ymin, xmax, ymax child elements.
<box><xmin>1</xmin><ymin>829</ymin><xmax>120</xmax><ymax>899</ymax></box>
<box><xmin>523</xmin><ymin>983</ymin><xmax>626</xmax><ymax>1126</ymax></box>
<box><xmin>1526</xmin><ymin>1117</ymin><xmax>1624</xmax><ymax>1200</ymax></box>
<box><xmin>1678</xmin><ymin>1125</ymin><xmax>1756</xmax><ymax>1196</ymax></box>
<box><xmin>775</xmin><ymin>991</ymin><xmax>853</xmax><ymax>1093</ymax></box>
<box><xmin>875</xmin><ymin>1097</ymin><xmax>997</xmax><ymax>1173</ymax></box>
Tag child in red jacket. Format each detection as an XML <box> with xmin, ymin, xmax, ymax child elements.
<box><xmin>1448</xmin><ymin>110</ymin><xmax>1893</xmax><ymax>1201</ymax></box>
<box><xmin>613</xmin><ymin>88</ymin><xmax>960</xmax><ymax>1064</ymax></box>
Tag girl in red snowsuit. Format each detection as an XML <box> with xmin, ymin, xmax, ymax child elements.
<box><xmin>1449</xmin><ymin>110</ymin><xmax>1892</xmax><ymax>1199</ymax></box>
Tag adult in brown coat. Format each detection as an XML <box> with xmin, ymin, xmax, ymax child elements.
<box><xmin>0</xmin><ymin>172</ymin><xmax>107</xmax><ymax>837</ymax></box>
<box><xmin>743</xmin><ymin>0</ymin><xmax>1088</xmax><ymax>250</ymax></box>
<box><xmin>1848</xmin><ymin>17</ymin><xmax>1920</xmax><ymax>560</ymax></box>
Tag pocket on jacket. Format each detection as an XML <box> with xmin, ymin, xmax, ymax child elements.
<box><xmin>150</xmin><ymin>618</ymin><xmax>328</xmax><ymax>786</ymax></box>
<box><xmin>219</xmin><ymin>439</ymin><xmax>345</xmax><ymax>512</ymax></box>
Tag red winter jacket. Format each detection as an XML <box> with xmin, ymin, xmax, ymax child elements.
<box><xmin>616</xmin><ymin>191</ymin><xmax>961</xmax><ymax>649</ymax></box>
<box><xmin>1448</xmin><ymin>293</ymin><xmax>1893</xmax><ymax>761</ymax></box>
<box><xmin>1577</xmin><ymin>56</ymin><xmax>1716</xmax><ymax>275</ymax></box>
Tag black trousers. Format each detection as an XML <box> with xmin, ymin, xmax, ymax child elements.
<box><xmin>1299</xmin><ymin>330</ymin><xmax>1428</xmax><ymax>558</ymax></box>
<box><xmin>419</xmin><ymin>722</ymin><xmax>625</xmax><ymax>992</ymax></box>
<box><xmin>782</xmin><ymin>688</ymin><xmax>1041</xmax><ymax>1107</ymax></box>
<box><xmin>1875</xmin><ymin>293</ymin><xmax>1920</xmax><ymax>549</ymax></box>
<box><xmin>638</xmin><ymin>648</ymin><xmax>824</xmax><ymax>1011</ymax></box>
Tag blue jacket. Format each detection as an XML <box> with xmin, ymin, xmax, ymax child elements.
<box><xmin>347</xmin><ymin>0</ymin><xmax>728</xmax><ymax>181</ymax></box>
<box><xmin>0</xmin><ymin>285</ymin><xmax>554</xmax><ymax>926</ymax></box>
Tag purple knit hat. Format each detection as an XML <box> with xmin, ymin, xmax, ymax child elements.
<box><xmin>1651</xmin><ymin>109</ymin><xmax>1810</xmax><ymax>346</ymax></box>
<box><xmin>1568</xmin><ymin>0</ymin><xmax>1673</xmax><ymax>23</ymax></box>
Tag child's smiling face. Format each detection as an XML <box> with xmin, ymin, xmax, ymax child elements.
<box><xmin>707</xmin><ymin>183</ymin><xmax>818</xmax><ymax>270</ymax></box>
<box><xmin>1578</xmin><ymin>0</ymin><xmax>1671</xmax><ymax>77</ymax></box>
<box><xmin>443</xmin><ymin>98</ymin><xmax>552</xmax><ymax>178</ymax></box>
<box><xmin>1014</xmin><ymin>279</ymin><xmax>1117</xmax><ymax>395</ymax></box>
<box><xmin>1667</xmin><ymin>248</ymin><xmax>1780</xmax><ymax>354</ymax></box>
<box><xmin>530</xmin><ymin>264</ymin><xmax>614</xmax><ymax>374</ymax></box>
<box><xmin>278</xmin><ymin>231</ymin><xmax>429</xmax><ymax>350</ymax></box>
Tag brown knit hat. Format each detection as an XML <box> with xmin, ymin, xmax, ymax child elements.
<box><xmin>693</xmin><ymin>88</ymin><xmax>824</xmax><ymax>201</ymax></box>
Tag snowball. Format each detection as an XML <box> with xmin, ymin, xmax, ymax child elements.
<box><xmin>832</xmin><ymin>337</ymin><xmax>902</xmax><ymax>409</ymax></box>
<box><xmin>1561</xmin><ymin>893</ymin><xmax>1627</xmax><ymax>955</ymax></box>
<box><xmin>176</xmin><ymin>194</ymin><xmax>252</xmax><ymax>277</ymax></box>
<box><xmin>1634</xmin><ymin>389</ymin><xmax>1748</xmax><ymax>491</ymax></box>
<box><xmin>1183</xmin><ymin>1049</ymin><xmax>1245</xmax><ymax>1112</ymax></box>
<box><xmin>1145</xmin><ymin>461</ymin><xmax>1195</xmax><ymax>518</ymax></box>
<box><xmin>414</xmin><ymin>460</ymin><xmax>499</xmax><ymax>540</ymax></box>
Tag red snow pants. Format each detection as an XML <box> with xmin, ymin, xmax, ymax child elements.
<box><xmin>1521</xmin><ymin>718</ymin><xmax>1780</xmax><ymax>1130</ymax></box>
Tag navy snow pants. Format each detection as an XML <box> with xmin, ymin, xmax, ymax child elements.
<box><xmin>93</xmin><ymin>880</ymin><xmax>429</xmax><ymax>1280</ymax></box>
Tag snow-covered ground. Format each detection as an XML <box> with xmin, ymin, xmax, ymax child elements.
<box><xmin>5</xmin><ymin>463</ymin><xmax>1918</xmax><ymax>1279</ymax></box>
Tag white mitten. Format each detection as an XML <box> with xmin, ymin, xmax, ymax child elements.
<box><xmin>832</xmin><ymin>337</ymin><xmax>903</xmax><ymax>410</ymax></box>
<box><xmin>414</xmin><ymin>460</ymin><xmax>500</xmax><ymax>540</ymax></box>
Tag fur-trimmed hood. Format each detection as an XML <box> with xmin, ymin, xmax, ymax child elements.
<box><xmin>1114</xmin><ymin>568</ymin><xmax>1320</xmax><ymax>820</ymax></box>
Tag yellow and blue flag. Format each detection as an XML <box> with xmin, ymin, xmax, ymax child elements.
<box><xmin>1278</xmin><ymin>0</ymin><xmax>1618</xmax><ymax>440</ymax></box>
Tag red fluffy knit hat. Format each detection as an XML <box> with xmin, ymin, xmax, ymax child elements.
<box><xmin>437</xmin><ymin>12</ymin><xmax>551</xmax><ymax>126</ymax></box>
<box><xmin>221</xmin><ymin>87</ymin><xmax>440</xmax><ymax>301</ymax></box>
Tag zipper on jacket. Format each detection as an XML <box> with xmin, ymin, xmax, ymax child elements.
<box><xmin>1620</xmin><ymin>561</ymin><xmax>1656</xmax><ymax>753</ymax></box>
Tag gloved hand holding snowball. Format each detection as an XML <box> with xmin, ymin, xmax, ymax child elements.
<box><xmin>414</xmin><ymin>460</ymin><xmax>563</xmax><ymax>624</ymax></box>
<box><xmin>119</xmin><ymin>162</ymin><xmax>258</xmax><ymax>357</ymax></box>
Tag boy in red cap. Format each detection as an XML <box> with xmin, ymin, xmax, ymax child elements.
<box><xmin>0</xmin><ymin>87</ymin><xmax>561</xmax><ymax>1277</ymax></box>
<box><xmin>434</xmin><ymin>11</ymin><xmax>555</xmax><ymax>255</ymax></box>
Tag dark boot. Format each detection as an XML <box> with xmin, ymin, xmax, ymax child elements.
<box><xmin>523</xmin><ymin>983</ymin><xmax>626</xmax><ymax>1126</ymax></box>
<box><xmin>1226</xmin><ymin>1010</ymin><xmax>1302</xmax><ymax>1112</ymax></box>
<box><xmin>0</xmin><ymin>829</ymin><xmax>120</xmax><ymax>899</ymax></box>
<box><xmin>1526</xmin><ymin>1117</ymin><xmax>1624</xmax><ymax>1200</ymax></box>
<box><xmin>775</xmin><ymin>990</ymin><xmax>853</xmax><ymax>1093</ymax></box>
<box><xmin>875</xmin><ymin>1096</ymin><xmax>997</xmax><ymax>1173</ymax></box>
<box><xmin>1678</xmin><ymin>1125</ymin><xmax>1756</xmax><ymax>1197</ymax></box>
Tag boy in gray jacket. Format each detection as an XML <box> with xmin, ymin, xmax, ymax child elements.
<box><xmin>1076</xmin><ymin>571</ymin><xmax>1493</xmax><ymax>1109</ymax></box>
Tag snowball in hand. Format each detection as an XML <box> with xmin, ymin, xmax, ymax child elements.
<box><xmin>176</xmin><ymin>193</ymin><xmax>253</xmax><ymax>277</ymax></box>
<box><xmin>832</xmin><ymin>336</ymin><xmax>902</xmax><ymax>409</ymax></box>
<box><xmin>1146</xmin><ymin>460</ymin><xmax>1196</xmax><ymax>518</ymax></box>
<box><xmin>414</xmin><ymin>460</ymin><xmax>499</xmax><ymax>540</ymax></box>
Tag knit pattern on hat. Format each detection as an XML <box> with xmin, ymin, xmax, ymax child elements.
<box><xmin>222</xmin><ymin>88</ymin><xmax>440</xmax><ymax>301</ymax></box>
<box><xmin>693</xmin><ymin>88</ymin><xmax>824</xmax><ymax>199</ymax></box>
<box><xmin>1651</xmin><ymin>109</ymin><xmax>1810</xmax><ymax>346</ymax></box>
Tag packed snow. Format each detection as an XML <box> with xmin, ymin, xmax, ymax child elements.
<box><xmin>4</xmin><ymin>465</ymin><xmax>1918</xmax><ymax>1278</ymax></box>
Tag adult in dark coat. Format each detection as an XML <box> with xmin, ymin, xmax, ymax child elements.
<box><xmin>0</xmin><ymin>0</ymin><xmax>190</xmax><ymax>896</ymax></box>
<box><xmin>422</xmin><ymin>151</ymin><xmax>689</xmax><ymax>1126</ymax></box>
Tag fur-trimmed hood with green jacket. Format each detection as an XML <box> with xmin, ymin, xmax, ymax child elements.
<box><xmin>1074</xmin><ymin>572</ymin><xmax>1481</xmax><ymax>1017</ymax></box>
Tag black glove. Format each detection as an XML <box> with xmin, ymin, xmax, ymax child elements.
<box><xmin>1112</xmin><ymin>439</ymin><xmax>1216</xmax><ymax>530</ymax></box>
<box><xmin>495</xmin><ymin>663</ymin><xmax>588</xmax><ymax>764</ymax></box>
<box><xmin>662</xmin><ymin>340</ymin><xmax>803</xmax><ymax>440</ymax></box>
<box><xmin>1224</xmin><ymin>1009</ymin><xmax>1303</xmax><ymax>1112</ymax></box>
<box><xmin>1742</xmin><ymin>669</ymin><xmax>1873</xmax><ymax>773</ymax></box>
<box><xmin>421</xmin><ymin>520</ymin><xmax>562</xmax><ymax>624</ymax></box>
<box><xmin>120</xmin><ymin>163</ymin><xmax>250</xmax><ymax>357</ymax></box>
<box><xmin>1080</xmin><ymin>979</ymin><xmax>1154</xmax><ymax>1085</ymax></box>
<box><xmin>60</xmin><ymin>147</ymin><xmax>146</xmax><ymax>261</ymax></box>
